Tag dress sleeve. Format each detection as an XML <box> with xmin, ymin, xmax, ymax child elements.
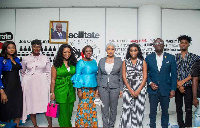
<box><xmin>93</xmin><ymin>59</ymin><xmax>98</xmax><ymax>78</ymax></box>
<box><xmin>119</xmin><ymin>58</ymin><xmax>123</xmax><ymax>91</ymax></box>
<box><xmin>71</xmin><ymin>60</ymin><xmax>84</xmax><ymax>88</ymax></box>
<box><xmin>97</xmin><ymin>59</ymin><xmax>102</xmax><ymax>86</ymax></box>
<box><xmin>20</xmin><ymin>57</ymin><xmax>27</xmax><ymax>78</ymax></box>
<box><xmin>0</xmin><ymin>57</ymin><xmax>4</xmax><ymax>89</ymax></box>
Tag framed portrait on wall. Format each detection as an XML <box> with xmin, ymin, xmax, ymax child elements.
<box><xmin>49</xmin><ymin>21</ymin><xmax>68</xmax><ymax>44</ymax></box>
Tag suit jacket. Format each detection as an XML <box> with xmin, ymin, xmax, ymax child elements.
<box><xmin>51</xmin><ymin>31</ymin><xmax>66</xmax><ymax>39</ymax></box>
<box><xmin>97</xmin><ymin>57</ymin><xmax>123</xmax><ymax>91</ymax></box>
<box><xmin>145</xmin><ymin>52</ymin><xmax>177</xmax><ymax>96</ymax></box>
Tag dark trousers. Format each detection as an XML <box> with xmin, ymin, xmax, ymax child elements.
<box><xmin>175</xmin><ymin>86</ymin><xmax>193</xmax><ymax>128</ymax></box>
<box><xmin>149</xmin><ymin>92</ymin><xmax>170</xmax><ymax>128</ymax></box>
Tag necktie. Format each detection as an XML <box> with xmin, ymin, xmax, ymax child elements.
<box><xmin>59</xmin><ymin>34</ymin><xmax>63</xmax><ymax>39</ymax></box>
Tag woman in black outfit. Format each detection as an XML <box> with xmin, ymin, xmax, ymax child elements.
<box><xmin>0</xmin><ymin>41</ymin><xmax>23</xmax><ymax>126</ymax></box>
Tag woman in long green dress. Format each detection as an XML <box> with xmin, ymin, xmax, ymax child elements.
<box><xmin>50</xmin><ymin>44</ymin><xmax>77</xmax><ymax>127</ymax></box>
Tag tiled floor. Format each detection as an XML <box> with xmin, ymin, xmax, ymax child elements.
<box><xmin>21</xmin><ymin>96</ymin><xmax>197</xmax><ymax>127</ymax></box>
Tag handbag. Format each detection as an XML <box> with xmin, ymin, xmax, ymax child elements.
<box><xmin>46</xmin><ymin>101</ymin><xmax>60</xmax><ymax>118</ymax></box>
<box><xmin>94</xmin><ymin>98</ymin><xmax>104</xmax><ymax>107</ymax></box>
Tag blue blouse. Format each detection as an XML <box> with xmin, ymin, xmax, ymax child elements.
<box><xmin>71</xmin><ymin>59</ymin><xmax>98</xmax><ymax>88</ymax></box>
<box><xmin>0</xmin><ymin>57</ymin><xmax>22</xmax><ymax>89</ymax></box>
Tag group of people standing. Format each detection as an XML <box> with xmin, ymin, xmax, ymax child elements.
<box><xmin>0</xmin><ymin>40</ymin><xmax>53</xmax><ymax>127</ymax></box>
<box><xmin>0</xmin><ymin>35</ymin><xmax>200</xmax><ymax>128</ymax></box>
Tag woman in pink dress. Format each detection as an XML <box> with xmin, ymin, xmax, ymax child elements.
<box><xmin>20</xmin><ymin>39</ymin><xmax>52</xmax><ymax>127</ymax></box>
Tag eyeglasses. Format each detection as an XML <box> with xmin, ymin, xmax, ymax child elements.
<box><xmin>153</xmin><ymin>42</ymin><xmax>164</xmax><ymax>45</ymax></box>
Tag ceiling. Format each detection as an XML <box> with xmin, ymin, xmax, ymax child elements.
<box><xmin>0</xmin><ymin>0</ymin><xmax>200</xmax><ymax>9</ymax></box>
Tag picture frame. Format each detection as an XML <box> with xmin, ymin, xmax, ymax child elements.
<box><xmin>49</xmin><ymin>21</ymin><xmax>68</xmax><ymax>44</ymax></box>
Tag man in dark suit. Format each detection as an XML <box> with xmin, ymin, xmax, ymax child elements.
<box><xmin>51</xmin><ymin>23</ymin><xmax>66</xmax><ymax>39</ymax></box>
<box><xmin>145</xmin><ymin>38</ymin><xmax>177</xmax><ymax>128</ymax></box>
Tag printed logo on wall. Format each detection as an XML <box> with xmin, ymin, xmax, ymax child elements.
<box><xmin>17</xmin><ymin>30</ymin><xmax>101</xmax><ymax>63</ymax></box>
<box><xmin>0</xmin><ymin>32</ymin><xmax>13</xmax><ymax>52</ymax></box>
<box><xmin>68</xmin><ymin>30</ymin><xmax>101</xmax><ymax>60</ymax></box>
<box><xmin>17</xmin><ymin>38</ymin><xmax>101</xmax><ymax>64</ymax></box>
<box><xmin>69</xmin><ymin>39</ymin><xmax>100</xmax><ymax>60</ymax></box>
<box><xmin>17</xmin><ymin>40</ymin><xmax>58</xmax><ymax>63</ymax></box>
<box><xmin>0</xmin><ymin>32</ymin><xmax>13</xmax><ymax>41</ymax></box>
<box><xmin>69</xmin><ymin>31</ymin><xmax>100</xmax><ymax>38</ymax></box>
<box><xmin>16</xmin><ymin>37</ymin><xmax>180</xmax><ymax>64</ymax></box>
<box><xmin>109</xmin><ymin>39</ymin><xmax>180</xmax><ymax>60</ymax></box>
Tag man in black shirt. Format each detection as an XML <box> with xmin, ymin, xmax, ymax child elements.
<box><xmin>191</xmin><ymin>59</ymin><xmax>200</xmax><ymax>127</ymax></box>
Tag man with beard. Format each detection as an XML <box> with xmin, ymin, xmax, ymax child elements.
<box><xmin>145</xmin><ymin>38</ymin><xmax>177</xmax><ymax>128</ymax></box>
<box><xmin>175</xmin><ymin>35</ymin><xmax>200</xmax><ymax>128</ymax></box>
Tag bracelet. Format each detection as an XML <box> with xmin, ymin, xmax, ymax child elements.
<box><xmin>50</xmin><ymin>93</ymin><xmax>54</xmax><ymax>96</ymax></box>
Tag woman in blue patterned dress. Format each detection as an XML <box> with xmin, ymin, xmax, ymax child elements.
<box><xmin>71</xmin><ymin>45</ymin><xmax>98</xmax><ymax>127</ymax></box>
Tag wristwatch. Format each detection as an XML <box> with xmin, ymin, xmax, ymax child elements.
<box><xmin>50</xmin><ymin>92</ymin><xmax>54</xmax><ymax>96</ymax></box>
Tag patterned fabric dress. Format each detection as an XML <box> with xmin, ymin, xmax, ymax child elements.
<box><xmin>75</xmin><ymin>87</ymin><xmax>98</xmax><ymax>127</ymax></box>
<box><xmin>120</xmin><ymin>58</ymin><xmax>147</xmax><ymax>128</ymax></box>
<box><xmin>71</xmin><ymin>59</ymin><xmax>98</xmax><ymax>127</ymax></box>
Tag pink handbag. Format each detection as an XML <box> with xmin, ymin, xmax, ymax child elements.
<box><xmin>46</xmin><ymin>101</ymin><xmax>59</xmax><ymax>118</ymax></box>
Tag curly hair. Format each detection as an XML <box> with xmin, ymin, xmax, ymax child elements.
<box><xmin>54</xmin><ymin>44</ymin><xmax>77</xmax><ymax>68</ymax></box>
<box><xmin>82</xmin><ymin>45</ymin><xmax>93</xmax><ymax>54</ymax></box>
<box><xmin>0</xmin><ymin>41</ymin><xmax>17</xmax><ymax>59</ymax></box>
<box><xmin>126</xmin><ymin>43</ymin><xmax>144</xmax><ymax>60</ymax></box>
<box><xmin>178</xmin><ymin>35</ymin><xmax>192</xmax><ymax>43</ymax></box>
<box><xmin>31</xmin><ymin>39</ymin><xmax>42</xmax><ymax>46</ymax></box>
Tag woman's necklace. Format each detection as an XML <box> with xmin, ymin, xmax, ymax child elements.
<box><xmin>106</xmin><ymin>58</ymin><xmax>114</xmax><ymax>63</ymax></box>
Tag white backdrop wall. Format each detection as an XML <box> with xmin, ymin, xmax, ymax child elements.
<box><xmin>0</xmin><ymin>9</ymin><xmax>15</xmax><ymax>50</ymax></box>
<box><xmin>15</xmin><ymin>8</ymin><xmax>59</xmax><ymax>62</ymax></box>
<box><xmin>1</xmin><ymin>7</ymin><xmax>200</xmax><ymax>124</ymax></box>
<box><xmin>1</xmin><ymin>8</ymin><xmax>200</xmax><ymax>61</ymax></box>
<box><xmin>162</xmin><ymin>9</ymin><xmax>200</xmax><ymax>55</ymax></box>
<box><xmin>0</xmin><ymin>9</ymin><xmax>15</xmax><ymax>34</ymax></box>
<box><xmin>106</xmin><ymin>8</ymin><xmax>137</xmax><ymax>60</ymax></box>
<box><xmin>16</xmin><ymin>8</ymin><xmax>59</xmax><ymax>40</ymax></box>
<box><xmin>106</xmin><ymin>8</ymin><xmax>137</xmax><ymax>40</ymax></box>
